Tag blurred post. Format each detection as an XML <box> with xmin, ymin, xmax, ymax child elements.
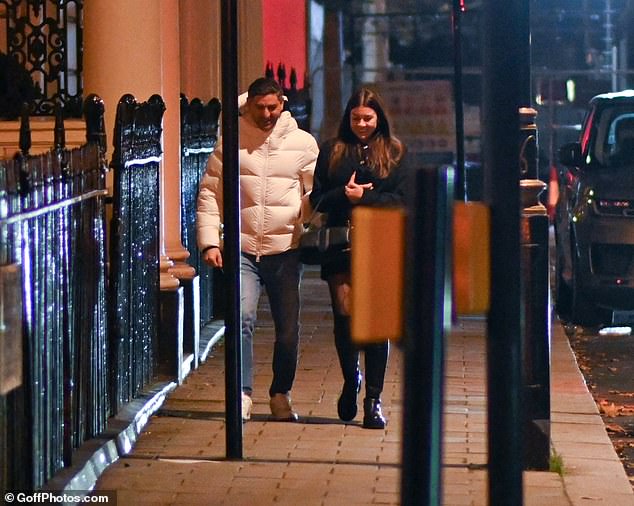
<box><xmin>401</xmin><ymin>166</ymin><xmax>454</xmax><ymax>506</ymax></box>
<box><xmin>452</xmin><ymin>0</ymin><xmax>466</xmax><ymax>200</ymax></box>
<box><xmin>482</xmin><ymin>0</ymin><xmax>526</xmax><ymax>503</ymax></box>
<box><xmin>452</xmin><ymin>201</ymin><xmax>490</xmax><ymax>315</ymax></box>
<box><xmin>220</xmin><ymin>0</ymin><xmax>243</xmax><ymax>460</ymax></box>
<box><xmin>519</xmin><ymin>107</ymin><xmax>551</xmax><ymax>470</ymax></box>
<box><xmin>350</xmin><ymin>206</ymin><xmax>405</xmax><ymax>344</ymax></box>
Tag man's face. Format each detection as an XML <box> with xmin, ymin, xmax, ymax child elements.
<box><xmin>245</xmin><ymin>93</ymin><xmax>284</xmax><ymax>131</ymax></box>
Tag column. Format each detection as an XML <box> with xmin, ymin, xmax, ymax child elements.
<box><xmin>161</xmin><ymin>0</ymin><xmax>197</xmax><ymax>374</ymax></box>
<box><xmin>160</xmin><ymin>0</ymin><xmax>192</xmax><ymax>287</ymax></box>
<box><xmin>83</xmin><ymin>0</ymin><xmax>188</xmax><ymax>379</ymax></box>
<box><xmin>321</xmin><ymin>5</ymin><xmax>343</xmax><ymax>139</ymax></box>
<box><xmin>238</xmin><ymin>0</ymin><xmax>264</xmax><ymax>90</ymax></box>
<box><xmin>84</xmin><ymin>0</ymin><xmax>185</xmax><ymax>290</ymax></box>
<box><xmin>180</xmin><ymin>0</ymin><xmax>222</xmax><ymax>100</ymax></box>
<box><xmin>83</xmin><ymin>0</ymin><xmax>162</xmax><ymax>161</ymax></box>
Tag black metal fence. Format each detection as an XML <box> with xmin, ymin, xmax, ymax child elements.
<box><xmin>265</xmin><ymin>62</ymin><xmax>311</xmax><ymax>132</ymax></box>
<box><xmin>180</xmin><ymin>95</ymin><xmax>222</xmax><ymax>324</ymax></box>
<box><xmin>108</xmin><ymin>94</ymin><xmax>166</xmax><ymax>413</ymax></box>
<box><xmin>0</xmin><ymin>89</ymin><xmax>220</xmax><ymax>493</ymax></box>
<box><xmin>0</xmin><ymin>95</ymin><xmax>107</xmax><ymax>491</ymax></box>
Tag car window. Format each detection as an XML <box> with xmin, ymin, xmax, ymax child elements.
<box><xmin>594</xmin><ymin>106</ymin><xmax>634</xmax><ymax>167</ymax></box>
<box><xmin>606</xmin><ymin>113</ymin><xmax>634</xmax><ymax>166</ymax></box>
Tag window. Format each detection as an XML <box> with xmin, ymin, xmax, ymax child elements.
<box><xmin>0</xmin><ymin>0</ymin><xmax>83</xmax><ymax>117</ymax></box>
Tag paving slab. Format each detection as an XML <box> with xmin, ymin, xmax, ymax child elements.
<box><xmin>86</xmin><ymin>269</ymin><xmax>634</xmax><ymax>505</ymax></box>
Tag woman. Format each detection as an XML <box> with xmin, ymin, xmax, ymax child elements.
<box><xmin>310</xmin><ymin>87</ymin><xmax>408</xmax><ymax>429</ymax></box>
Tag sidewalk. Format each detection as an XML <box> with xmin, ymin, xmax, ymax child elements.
<box><xmin>89</xmin><ymin>268</ymin><xmax>634</xmax><ymax>505</ymax></box>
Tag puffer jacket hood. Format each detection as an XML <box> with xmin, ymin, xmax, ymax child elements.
<box><xmin>197</xmin><ymin>109</ymin><xmax>318</xmax><ymax>258</ymax></box>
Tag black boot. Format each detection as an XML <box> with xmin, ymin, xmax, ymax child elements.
<box><xmin>333</xmin><ymin>314</ymin><xmax>361</xmax><ymax>422</ymax></box>
<box><xmin>363</xmin><ymin>397</ymin><xmax>386</xmax><ymax>429</ymax></box>
<box><xmin>337</xmin><ymin>370</ymin><xmax>362</xmax><ymax>421</ymax></box>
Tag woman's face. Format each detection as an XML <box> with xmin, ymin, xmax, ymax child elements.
<box><xmin>350</xmin><ymin>106</ymin><xmax>378</xmax><ymax>142</ymax></box>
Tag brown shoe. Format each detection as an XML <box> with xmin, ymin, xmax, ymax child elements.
<box><xmin>269</xmin><ymin>393</ymin><xmax>299</xmax><ymax>422</ymax></box>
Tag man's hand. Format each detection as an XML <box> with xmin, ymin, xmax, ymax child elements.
<box><xmin>203</xmin><ymin>247</ymin><xmax>223</xmax><ymax>268</ymax></box>
<box><xmin>345</xmin><ymin>171</ymin><xmax>373</xmax><ymax>203</ymax></box>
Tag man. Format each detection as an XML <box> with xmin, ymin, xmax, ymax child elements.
<box><xmin>197</xmin><ymin>77</ymin><xmax>318</xmax><ymax>422</ymax></box>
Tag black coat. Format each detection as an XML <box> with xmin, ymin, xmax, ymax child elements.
<box><xmin>310</xmin><ymin>138</ymin><xmax>409</xmax><ymax>227</ymax></box>
<box><xmin>309</xmin><ymin>138</ymin><xmax>410</xmax><ymax>277</ymax></box>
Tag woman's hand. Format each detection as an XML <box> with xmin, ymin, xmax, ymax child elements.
<box><xmin>344</xmin><ymin>171</ymin><xmax>373</xmax><ymax>203</ymax></box>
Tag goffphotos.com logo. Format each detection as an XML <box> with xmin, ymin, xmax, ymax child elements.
<box><xmin>4</xmin><ymin>492</ymin><xmax>109</xmax><ymax>503</ymax></box>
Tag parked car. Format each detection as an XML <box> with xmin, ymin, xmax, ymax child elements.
<box><xmin>554</xmin><ymin>89</ymin><xmax>634</xmax><ymax>327</ymax></box>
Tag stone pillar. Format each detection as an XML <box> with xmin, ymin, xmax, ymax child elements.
<box><xmin>84</xmin><ymin>0</ymin><xmax>188</xmax><ymax>284</ymax></box>
<box><xmin>180</xmin><ymin>0</ymin><xmax>222</xmax><ymax>100</ymax></box>
<box><xmin>161</xmin><ymin>0</ymin><xmax>199</xmax><ymax>372</ymax></box>
<box><xmin>83</xmin><ymin>0</ymin><xmax>190</xmax><ymax>379</ymax></box>
<box><xmin>180</xmin><ymin>0</ymin><xmax>263</xmax><ymax>97</ymax></box>
<box><xmin>160</xmin><ymin>0</ymin><xmax>192</xmax><ymax>288</ymax></box>
<box><xmin>321</xmin><ymin>6</ymin><xmax>343</xmax><ymax>140</ymax></box>
<box><xmin>83</xmin><ymin>0</ymin><xmax>162</xmax><ymax>161</ymax></box>
<box><xmin>180</xmin><ymin>0</ymin><xmax>263</xmax><ymax>100</ymax></box>
<box><xmin>238</xmin><ymin>0</ymin><xmax>264</xmax><ymax>90</ymax></box>
<box><xmin>84</xmin><ymin>0</ymin><xmax>186</xmax><ymax>286</ymax></box>
<box><xmin>178</xmin><ymin>0</ymin><xmax>224</xmax><ymax>369</ymax></box>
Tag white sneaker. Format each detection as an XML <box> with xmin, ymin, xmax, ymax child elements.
<box><xmin>241</xmin><ymin>392</ymin><xmax>253</xmax><ymax>421</ymax></box>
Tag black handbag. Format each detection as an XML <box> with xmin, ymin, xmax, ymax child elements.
<box><xmin>299</xmin><ymin>198</ymin><xmax>350</xmax><ymax>265</ymax></box>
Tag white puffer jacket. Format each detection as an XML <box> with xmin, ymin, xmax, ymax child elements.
<box><xmin>196</xmin><ymin>110</ymin><xmax>318</xmax><ymax>259</ymax></box>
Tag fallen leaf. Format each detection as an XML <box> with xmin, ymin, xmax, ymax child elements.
<box><xmin>599</xmin><ymin>401</ymin><xmax>620</xmax><ymax>417</ymax></box>
<box><xmin>621</xmin><ymin>405</ymin><xmax>634</xmax><ymax>415</ymax></box>
<box><xmin>605</xmin><ymin>423</ymin><xmax>627</xmax><ymax>433</ymax></box>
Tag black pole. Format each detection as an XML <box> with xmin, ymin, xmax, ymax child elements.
<box><xmin>220</xmin><ymin>0</ymin><xmax>243</xmax><ymax>459</ymax></box>
<box><xmin>516</xmin><ymin>0</ymin><xmax>550</xmax><ymax>471</ymax></box>
<box><xmin>452</xmin><ymin>0</ymin><xmax>466</xmax><ymax>200</ymax></box>
<box><xmin>401</xmin><ymin>166</ymin><xmax>453</xmax><ymax>506</ymax></box>
<box><xmin>518</xmin><ymin>0</ymin><xmax>532</xmax><ymax>106</ymax></box>
<box><xmin>520</xmin><ymin>199</ymin><xmax>551</xmax><ymax>470</ymax></box>
<box><xmin>482</xmin><ymin>0</ymin><xmax>525</xmax><ymax>504</ymax></box>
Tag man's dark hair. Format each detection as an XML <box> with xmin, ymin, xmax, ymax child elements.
<box><xmin>247</xmin><ymin>77</ymin><xmax>283</xmax><ymax>99</ymax></box>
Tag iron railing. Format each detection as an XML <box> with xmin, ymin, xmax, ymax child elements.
<box><xmin>265</xmin><ymin>62</ymin><xmax>312</xmax><ymax>132</ymax></box>
<box><xmin>108</xmin><ymin>94</ymin><xmax>165</xmax><ymax>413</ymax></box>
<box><xmin>0</xmin><ymin>95</ymin><xmax>107</xmax><ymax>491</ymax></box>
<box><xmin>179</xmin><ymin>95</ymin><xmax>221</xmax><ymax>324</ymax></box>
<box><xmin>0</xmin><ymin>89</ymin><xmax>228</xmax><ymax>492</ymax></box>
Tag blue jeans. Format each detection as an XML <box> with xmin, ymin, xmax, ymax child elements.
<box><xmin>241</xmin><ymin>250</ymin><xmax>302</xmax><ymax>397</ymax></box>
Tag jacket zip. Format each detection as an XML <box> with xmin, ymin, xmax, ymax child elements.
<box><xmin>256</xmin><ymin>138</ymin><xmax>270</xmax><ymax>262</ymax></box>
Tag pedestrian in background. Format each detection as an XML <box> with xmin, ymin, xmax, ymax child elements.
<box><xmin>197</xmin><ymin>77</ymin><xmax>319</xmax><ymax>422</ymax></box>
<box><xmin>310</xmin><ymin>87</ymin><xmax>409</xmax><ymax>429</ymax></box>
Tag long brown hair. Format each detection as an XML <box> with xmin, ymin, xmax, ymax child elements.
<box><xmin>329</xmin><ymin>87</ymin><xmax>404</xmax><ymax>178</ymax></box>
